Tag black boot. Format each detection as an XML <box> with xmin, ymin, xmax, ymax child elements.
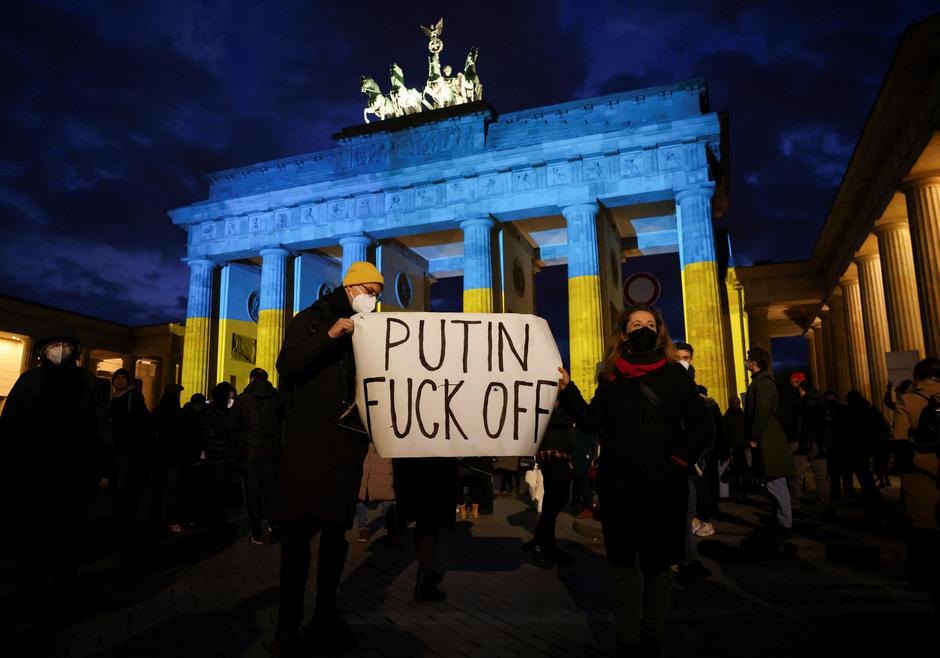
<box><xmin>414</xmin><ymin>569</ymin><xmax>446</xmax><ymax>602</ymax></box>
<box><xmin>522</xmin><ymin>539</ymin><xmax>555</xmax><ymax>569</ymax></box>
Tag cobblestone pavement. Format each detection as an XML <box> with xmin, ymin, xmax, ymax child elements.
<box><xmin>43</xmin><ymin>489</ymin><xmax>936</xmax><ymax>657</ymax></box>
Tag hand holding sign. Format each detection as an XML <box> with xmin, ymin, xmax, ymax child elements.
<box><xmin>557</xmin><ymin>366</ymin><xmax>570</xmax><ymax>392</ymax></box>
<box><xmin>352</xmin><ymin>312</ymin><xmax>563</xmax><ymax>458</ymax></box>
<box><xmin>329</xmin><ymin>318</ymin><xmax>355</xmax><ymax>338</ymax></box>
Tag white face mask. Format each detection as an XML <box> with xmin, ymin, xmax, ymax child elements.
<box><xmin>44</xmin><ymin>344</ymin><xmax>72</xmax><ymax>366</ymax></box>
<box><xmin>351</xmin><ymin>293</ymin><xmax>377</xmax><ymax>315</ymax></box>
<box><xmin>226</xmin><ymin>399</ymin><xmax>235</xmax><ymax>409</ymax></box>
<box><xmin>679</xmin><ymin>359</ymin><xmax>691</xmax><ymax>370</ymax></box>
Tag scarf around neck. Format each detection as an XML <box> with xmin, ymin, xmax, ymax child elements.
<box><xmin>610</xmin><ymin>348</ymin><xmax>667</xmax><ymax>380</ymax></box>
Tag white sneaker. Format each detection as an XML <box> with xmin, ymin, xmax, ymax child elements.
<box><xmin>694</xmin><ymin>522</ymin><xmax>716</xmax><ymax>537</ymax></box>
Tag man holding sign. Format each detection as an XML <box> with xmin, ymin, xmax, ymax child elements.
<box><xmin>272</xmin><ymin>262</ymin><xmax>383</xmax><ymax>656</ymax></box>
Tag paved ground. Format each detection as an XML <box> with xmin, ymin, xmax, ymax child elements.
<box><xmin>33</xmin><ymin>487</ymin><xmax>938</xmax><ymax>657</ymax></box>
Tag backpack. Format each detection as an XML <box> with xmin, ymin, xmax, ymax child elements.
<box><xmin>912</xmin><ymin>394</ymin><xmax>940</xmax><ymax>454</ymax></box>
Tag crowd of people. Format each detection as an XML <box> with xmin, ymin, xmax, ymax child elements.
<box><xmin>2</xmin><ymin>261</ymin><xmax>938</xmax><ymax>658</ymax></box>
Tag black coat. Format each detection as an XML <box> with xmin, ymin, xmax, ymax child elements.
<box><xmin>539</xmin><ymin>404</ymin><xmax>575</xmax><ymax>453</ymax></box>
<box><xmin>274</xmin><ymin>288</ymin><xmax>370</xmax><ymax>527</ymax></box>
<box><xmin>0</xmin><ymin>360</ymin><xmax>100</xmax><ymax>511</ymax></box>
<box><xmin>107</xmin><ymin>387</ymin><xmax>150</xmax><ymax>458</ymax></box>
<box><xmin>559</xmin><ymin>361</ymin><xmax>710</xmax><ymax>569</ymax></box>
<box><xmin>231</xmin><ymin>379</ymin><xmax>283</xmax><ymax>462</ymax></box>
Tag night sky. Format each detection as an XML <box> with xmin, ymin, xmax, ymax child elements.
<box><xmin>2</xmin><ymin>1</ymin><xmax>936</xmax><ymax>348</ymax></box>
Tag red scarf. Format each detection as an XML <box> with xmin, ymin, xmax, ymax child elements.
<box><xmin>609</xmin><ymin>356</ymin><xmax>667</xmax><ymax>380</ymax></box>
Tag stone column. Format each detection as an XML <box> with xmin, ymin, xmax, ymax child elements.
<box><xmin>257</xmin><ymin>247</ymin><xmax>289</xmax><ymax>387</ymax></box>
<box><xmin>746</xmin><ymin>305</ymin><xmax>771</xmax><ymax>356</ymax></box>
<box><xmin>812</xmin><ymin>321</ymin><xmax>826</xmax><ymax>390</ymax></box>
<box><xmin>873</xmin><ymin>219</ymin><xmax>925</xmax><ymax>355</ymax></box>
<box><xmin>818</xmin><ymin>309</ymin><xmax>835</xmax><ymax>393</ymax></box>
<box><xmin>563</xmin><ymin>203</ymin><xmax>605</xmax><ymax>395</ymax></box>
<box><xmin>676</xmin><ymin>186</ymin><xmax>730</xmax><ymax>407</ymax></box>
<box><xmin>181</xmin><ymin>258</ymin><xmax>218</xmax><ymax>396</ymax></box>
<box><xmin>340</xmin><ymin>234</ymin><xmax>372</xmax><ymax>280</ymax></box>
<box><xmin>839</xmin><ymin>274</ymin><xmax>871</xmax><ymax>400</ymax></box>
<box><xmin>460</xmin><ymin>217</ymin><xmax>496</xmax><ymax>313</ymax></box>
<box><xmin>854</xmin><ymin>253</ymin><xmax>890</xmax><ymax>411</ymax></box>
<box><xmin>806</xmin><ymin>328</ymin><xmax>819</xmax><ymax>388</ymax></box>
<box><xmin>826</xmin><ymin>292</ymin><xmax>853</xmax><ymax>401</ymax></box>
<box><xmin>902</xmin><ymin>175</ymin><xmax>940</xmax><ymax>357</ymax></box>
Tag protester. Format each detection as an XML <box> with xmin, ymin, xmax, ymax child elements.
<box><xmin>356</xmin><ymin>443</ymin><xmax>396</xmax><ymax>542</ymax></box>
<box><xmin>791</xmin><ymin>381</ymin><xmax>832</xmax><ymax>517</ymax></box>
<box><xmin>180</xmin><ymin>393</ymin><xmax>208</xmax><ymax>526</ymax></box>
<box><xmin>694</xmin><ymin>384</ymin><xmax>727</xmax><ymax>536</ymax></box>
<box><xmin>558</xmin><ymin>304</ymin><xmax>710</xmax><ymax>655</ymax></box>
<box><xmin>890</xmin><ymin>357</ymin><xmax>940</xmax><ymax>613</ymax></box>
<box><xmin>570</xmin><ymin>428</ymin><xmax>598</xmax><ymax>517</ymax></box>
<box><xmin>202</xmin><ymin>382</ymin><xmax>240</xmax><ymax>534</ymax></box>
<box><xmin>494</xmin><ymin>456</ymin><xmax>520</xmax><ymax>496</ymax></box>
<box><xmin>272</xmin><ymin>261</ymin><xmax>382</xmax><ymax>655</ymax></box>
<box><xmin>672</xmin><ymin>341</ymin><xmax>710</xmax><ymax>578</ymax></box>
<box><xmin>824</xmin><ymin>390</ymin><xmax>854</xmax><ymax>499</ymax></box>
<box><xmin>884</xmin><ymin>379</ymin><xmax>914</xmax><ymax>412</ymax></box>
<box><xmin>844</xmin><ymin>390</ymin><xmax>885</xmax><ymax>510</ymax></box>
<box><xmin>0</xmin><ymin>327</ymin><xmax>101</xmax><ymax>637</ymax></box>
<box><xmin>151</xmin><ymin>383</ymin><xmax>185</xmax><ymax>533</ymax></box>
<box><xmin>523</xmin><ymin>404</ymin><xmax>576</xmax><ymax>568</ymax></box>
<box><xmin>744</xmin><ymin>348</ymin><xmax>794</xmax><ymax>538</ymax></box>
<box><xmin>724</xmin><ymin>395</ymin><xmax>750</xmax><ymax>500</ymax></box>
<box><xmin>456</xmin><ymin>457</ymin><xmax>488</xmax><ymax>519</ymax></box>
<box><xmin>108</xmin><ymin>367</ymin><xmax>152</xmax><ymax>532</ymax></box>
<box><xmin>231</xmin><ymin>367</ymin><xmax>282</xmax><ymax>544</ymax></box>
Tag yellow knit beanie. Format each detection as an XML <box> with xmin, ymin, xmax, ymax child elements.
<box><xmin>342</xmin><ymin>261</ymin><xmax>384</xmax><ymax>288</ymax></box>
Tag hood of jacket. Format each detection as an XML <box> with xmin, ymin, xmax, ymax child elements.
<box><xmin>244</xmin><ymin>378</ymin><xmax>277</xmax><ymax>399</ymax></box>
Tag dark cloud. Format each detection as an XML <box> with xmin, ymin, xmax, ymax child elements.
<box><xmin>0</xmin><ymin>0</ymin><xmax>937</xmax><ymax>326</ymax></box>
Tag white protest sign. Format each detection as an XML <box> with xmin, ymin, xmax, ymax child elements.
<box><xmin>352</xmin><ymin>312</ymin><xmax>563</xmax><ymax>458</ymax></box>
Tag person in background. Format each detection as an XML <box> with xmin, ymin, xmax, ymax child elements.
<box><xmin>724</xmin><ymin>395</ymin><xmax>750</xmax><ymax>500</ymax></box>
<box><xmin>151</xmin><ymin>383</ymin><xmax>184</xmax><ymax>534</ymax></box>
<box><xmin>824</xmin><ymin>390</ymin><xmax>853</xmax><ymax>499</ymax></box>
<box><xmin>108</xmin><ymin>367</ymin><xmax>151</xmax><ymax>534</ymax></box>
<box><xmin>523</xmin><ymin>403</ymin><xmax>576</xmax><ymax>568</ymax></box>
<box><xmin>494</xmin><ymin>456</ymin><xmax>520</xmax><ymax>496</ymax></box>
<box><xmin>884</xmin><ymin>379</ymin><xmax>914</xmax><ymax>412</ymax></box>
<box><xmin>744</xmin><ymin>348</ymin><xmax>794</xmax><ymax>539</ymax></box>
<box><xmin>792</xmin><ymin>380</ymin><xmax>832</xmax><ymax>518</ymax></box>
<box><xmin>231</xmin><ymin>367</ymin><xmax>282</xmax><ymax>545</ymax></box>
<box><xmin>693</xmin><ymin>384</ymin><xmax>726</xmax><ymax>537</ymax></box>
<box><xmin>0</xmin><ymin>327</ymin><xmax>100</xmax><ymax>642</ymax></box>
<box><xmin>571</xmin><ymin>428</ymin><xmax>598</xmax><ymax>518</ymax></box>
<box><xmin>558</xmin><ymin>304</ymin><xmax>710</xmax><ymax>655</ymax></box>
<box><xmin>356</xmin><ymin>443</ymin><xmax>396</xmax><ymax>543</ymax></box>
<box><xmin>202</xmin><ymin>382</ymin><xmax>239</xmax><ymax>535</ymax></box>
<box><xmin>845</xmin><ymin>390</ymin><xmax>886</xmax><ymax>512</ymax></box>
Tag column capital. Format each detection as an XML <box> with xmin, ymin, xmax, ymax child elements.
<box><xmin>853</xmin><ymin>251</ymin><xmax>881</xmax><ymax>266</ymax></box>
<box><xmin>338</xmin><ymin>233</ymin><xmax>373</xmax><ymax>247</ymax></box>
<box><xmin>872</xmin><ymin>218</ymin><xmax>909</xmax><ymax>237</ymax></box>
<box><xmin>459</xmin><ymin>216</ymin><xmax>495</xmax><ymax>231</ymax></box>
<box><xmin>184</xmin><ymin>257</ymin><xmax>219</xmax><ymax>270</ymax></box>
<box><xmin>561</xmin><ymin>202</ymin><xmax>599</xmax><ymax>220</ymax></box>
<box><xmin>259</xmin><ymin>246</ymin><xmax>290</xmax><ymax>258</ymax></box>
<box><xmin>901</xmin><ymin>171</ymin><xmax>940</xmax><ymax>192</ymax></box>
<box><xmin>675</xmin><ymin>184</ymin><xmax>716</xmax><ymax>204</ymax></box>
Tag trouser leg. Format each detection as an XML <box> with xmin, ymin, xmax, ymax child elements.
<box><xmin>640</xmin><ymin>567</ymin><xmax>675</xmax><ymax>640</ymax></box>
<box><xmin>612</xmin><ymin>565</ymin><xmax>643</xmax><ymax>646</ymax></box>
<box><xmin>315</xmin><ymin>523</ymin><xmax>349</xmax><ymax>615</ymax></box>
<box><xmin>241</xmin><ymin>461</ymin><xmax>263</xmax><ymax>537</ymax></box>
<box><xmin>766</xmin><ymin>477</ymin><xmax>792</xmax><ymax>529</ymax></box>
<box><xmin>789</xmin><ymin>444</ymin><xmax>808</xmax><ymax>510</ymax></box>
<box><xmin>684</xmin><ymin>480</ymin><xmax>698</xmax><ymax>562</ymax></box>
<box><xmin>534</xmin><ymin>458</ymin><xmax>572</xmax><ymax>545</ymax></box>
<box><xmin>694</xmin><ymin>474</ymin><xmax>710</xmax><ymax>522</ymax></box>
<box><xmin>355</xmin><ymin>502</ymin><xmax>368</xmax><ymax>529</ymax></box>
<box><xmin>276</xmin><ymin>518</ymin><xmax>316</xmax><ymax>640</ymax></box>
<box><xmin>810</xmin><ymin>451</ymin><xmax>830</xmax><ymax>512</ymax></box>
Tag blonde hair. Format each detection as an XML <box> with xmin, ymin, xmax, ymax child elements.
<box><xmin>601</xmin><ymin>304</ymin><xmax>678</xmax><ymax>379</ymax></box>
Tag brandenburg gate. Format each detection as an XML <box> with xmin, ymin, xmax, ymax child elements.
<box><xmin>170</xmin><ymin>22</ymin><xmax>740</xmax><ymax>403</ymax></box>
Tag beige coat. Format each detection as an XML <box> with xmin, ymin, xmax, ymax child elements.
<box><xmin>892</xmin><ymin>378</ymin><xmax>940</xmax><ymax>530</ymax></box>
<box><xmin>358</xmin><ymin>443</ymin><xmax>395</xmax><ymax>502</ymax></box>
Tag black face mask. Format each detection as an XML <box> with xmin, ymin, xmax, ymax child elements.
<box><xmin>625</xmin><ymin>326</ymin><xmax>658</xmax><ymax>352</ymax></box>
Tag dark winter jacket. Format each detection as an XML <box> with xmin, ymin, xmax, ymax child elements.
<box><xmin>107</xmin><ymin>386</ymin><xmax>150</xmax><ymax>456</ymax></box>
<box><xmin>744</xmin><ymin>370</ymin><xmax>795</xmax><ymax>477</ymax></box>
<box><xmin>203</xmin><ymin>406</ymin><xmax>238</xmax><ymax>475</ymax></box>
<box><xmin>538</xmin><ymin>404</ymin><xmax>575</xmax><ymax>454</ymax></box>
<box><xmin>231</xmin><ymin>379</ymin><xmax>283</xmax><ymax>462</ymax></box>
<box><xmin>273</xmin><ymin>287</ymin><xmax>371</xmax><ymax>527</ymax></box>
<box><xmin>724</xmin><ymin>406</ymin><xmax>748</xmax><ymax>450</ymax></box>
<box><xmin>0</xmin><ymin>359</ymin><xmax>100</xmax><ymax>509</ymax></box>
<box><xmin>559</xmin><ymin>357</ymin><xmax>710</xmax><ymax>569</ymax></box>
<box><xmin>799</xmin><ymin>387</ymin><xmax>830</xmax><ymax>455</ymax></box>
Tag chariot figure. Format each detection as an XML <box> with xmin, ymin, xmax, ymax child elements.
<box><xmin>360</xmin><ymin>75</ymin><xmax>394</xmax><ymax>123</ymax></box>
<box><xmin>389</xmin><ymin>63</ymin><xmax>429</xmax><ymax>116</ymax></box>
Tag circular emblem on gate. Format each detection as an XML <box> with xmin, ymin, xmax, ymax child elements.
<box><xmin>396</xmin><ymin>272</ymin><xmax>413</xmax><ymax>308</ymax></box>
<box><xmin>247</xmin><ymin>290</ymin><xmax>261</xmax><ymax>323</ymax></box>
<box><xmin>623</xmin><ymin>272</ymin><xmax>661</xmax><ymax>306</ymax></box>
<box><xmin>512</xmin><ymin>259</ymin><xmax>526</xmax><ymax>297</ymax></box>
<box><xmin>428</xmin><ymin>37</ymin><xmax>443</xmax><ymax>54</ymax></box>
<box><xmin>317</xmin><ymin>282</ymin><xmax>334</xmax><ymax>300</ymax></box>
